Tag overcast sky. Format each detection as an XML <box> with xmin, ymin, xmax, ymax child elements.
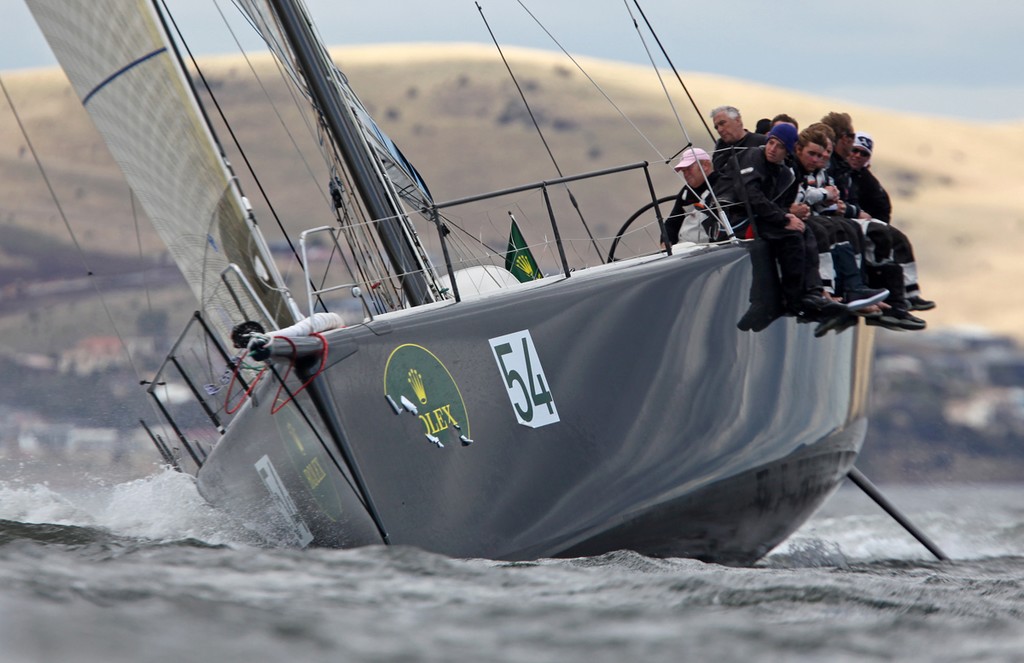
<box><xmin>3</xmin><ymin>0</ymin><xmax>1022</xmax><ymax>120</ymax></box>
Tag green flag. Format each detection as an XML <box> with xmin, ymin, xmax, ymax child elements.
<box><xmin>505</xmin><ymin>217</ymin><xmax>543</xmax><ymax>282</ymax></box>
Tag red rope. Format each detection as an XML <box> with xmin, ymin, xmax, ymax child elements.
<box><xmin>270</xmin><ymin>332</ymin><xmax>329</xmax><ymax>414</ymax></box>
<box><xmin>224</xmin><ymin>353</ymin><xmax>267</xmax><ymax>415</ymax></box>
<box><xmin>223</xmin><ymin>333</ymin><xmax>330</xmax><ymax>416</ymax></box>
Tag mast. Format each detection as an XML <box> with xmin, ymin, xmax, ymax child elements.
<box><xmin>267</xmin><ymin>0</ymin><xmax>434</xmax><ymax>307</ymax></box>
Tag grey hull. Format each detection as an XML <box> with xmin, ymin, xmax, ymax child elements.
<box><xmin>197</xmin><ymin>243</ymin><xmax>874</xmax><ymax>564</ymax></box>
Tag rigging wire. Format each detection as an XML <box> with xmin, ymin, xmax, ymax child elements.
<box><xmin>219</xmin><ymin>0</ymin><xmax>334</xmax><ymax>207</ymax></box>
<box><xmin>228</xmin><ymin>1</ymin><xmax>550</xmax><ymax>306</ymax></box>
<box><xmin>618</xmin><ymin>0</ymin><xmax>691</xmax><ymax>151</ymax></box>
<box><xmin>513</xmin><ymin>2</ymin><xmax>725</xmax><ymax>247</ymax></box>
<box><xmin>515</xmin><ymin>0</ymin><xmax>667</xmax><ymax>163</ymax></box>
<box><xmin>476</xmin><ymin>2</ymin><xmax>604</xmax><ymax>264</ymax></box>
<box><xmin>624</xmin><ymin>0</ymin><xmax>733</xmax><ymax>238</ymax></box>
<box><xmin>231</xmin><ymin>0</ymin><xmax>426</xmax><ymax>313</ymax></box>
<box><xmin>130</xmin><ymin>189</ymin><xmax>153</xmax><ymax>314</ymax></box>
<box><xmin>516</xmin><ymin>1</ymin><xmax>733</xmax><ymax>244</ymax></box>
<box><xmin>317</xmin><ymin>64</ymin><xmax>445</xmax><ymax>305</ymax></box>
<box><xmin>1</xmin><ymin>73</ymin><xmax>146</xmax><ymax>384</ymax></box>
<box><xmin>216</xmin><ymin>0</ymin><xmax>367</xmax><ymax>314</ymax></box>
<box><xmin>261</xmin><ymin>0</ymin><xmax>444</xmax><ymax>307</ymax></box>
<box><xmin>629</xmin><ymin>0</ymin><xmax>715</xmax><ymax>143</ymax></box>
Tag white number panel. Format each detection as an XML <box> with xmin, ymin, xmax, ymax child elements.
<box><xmin>489</xmin><ymin>329</ymin><xmax>560</xmax><ymax>428</ymax></box>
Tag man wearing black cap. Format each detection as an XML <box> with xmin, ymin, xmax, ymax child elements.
<box><xmin>848</xmin><ymin>131</ymin><xmax>935</xmax><ymax>319</ymax></box>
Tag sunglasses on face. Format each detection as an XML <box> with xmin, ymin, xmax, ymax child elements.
<box><xmin>850</xmin><ymin>148</ymin><xmax>870</xmax><ymax>157</ymax></box>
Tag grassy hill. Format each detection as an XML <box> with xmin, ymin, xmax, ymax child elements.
<box><xmin>2</xmin><ymin>44</ymin><xmax>1023</xmax><ymax>341</ymax></box>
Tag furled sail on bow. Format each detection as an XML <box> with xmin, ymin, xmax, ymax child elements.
<box><xmin>28</xmin><ymin>0</ymin><xmax>298</xmax><ymax>337</ymax></box>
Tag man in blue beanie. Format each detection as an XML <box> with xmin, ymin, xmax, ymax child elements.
<box><xmin>766</xmin><ymin>123</ymin><xmax>798</xmax><ymax>155</ymax></box>
<box><xmin>714</xmin><ymin>119</ymin><xmax>852</xmax><ymax>326</ymax></box>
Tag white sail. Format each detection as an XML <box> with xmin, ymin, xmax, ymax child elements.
<box><xmin>28</xmin><ymin>0</ymin><xmax>298</xmax><ymax>336</ymax></box>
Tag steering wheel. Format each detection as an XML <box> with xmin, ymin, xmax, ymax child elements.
<box><xmin>606</xmin><ymin>194</ymin><xmax>676</xmax><ymax>263</ymax></box>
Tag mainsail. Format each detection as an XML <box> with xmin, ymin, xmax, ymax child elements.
<box><xmin>28</xmin><ymin>0</ymin><xmax>299</xmax><ymax>336</ymax></box>
<box><xmin>235</xmin><ymin>0</ymin><xmax>441</xmax><ymax>310</ymax></box>
<box><xmin>234</xmin><ymin>0</ymin><xmax>434</xmax><ymax>213</ymax></box>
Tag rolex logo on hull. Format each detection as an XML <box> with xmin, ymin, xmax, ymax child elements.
<box><xmin>408</xmin><ymin>368</ymin><xmax>428</xmax><ymax>404</ymax></box>
<box><xmin>384</xmin><ymin>344</ymin><xmax>472</xmax><ymax>449</ymax></box>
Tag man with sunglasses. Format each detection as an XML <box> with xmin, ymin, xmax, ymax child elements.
<box><xmin>815</xmin><ymin>113</ymin><xmax>928</xmax><ymax>330</ymax></box>
<box><xmin>791</xmin><ymin>124</ymin><xmax>888</xmax><ymax>317</ymax></box>
<box><xmin>820</xmin><ymin>112</ymin><xmax>866</xmax><ymax>220</ymax></box>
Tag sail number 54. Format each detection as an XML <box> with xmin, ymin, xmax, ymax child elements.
<box><xmin>489</xmin><ymin>330</ymin><xmax>559</xmax><ymax>428</ymax></box>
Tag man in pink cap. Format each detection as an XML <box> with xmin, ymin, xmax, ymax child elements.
<box><xmin>662</xmin><ymin>146</ymin><xmax>723</xmax><ymax>245</ymax></box>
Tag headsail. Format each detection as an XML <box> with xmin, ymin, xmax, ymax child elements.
<box><xmin>28</xmin><ymin>0</ymin><xmax>299</xmax><ymax>337</ymax></box>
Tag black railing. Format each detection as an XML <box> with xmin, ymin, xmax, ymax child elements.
<box><xmin>141</xmin><ymin>311</ymin><xmax>251</xmax><ymax>471</ymax></box>
<box><xmin>426</xmin><ymin>161</ymin><xmax>664</xmax><ymax>302</ymax></box>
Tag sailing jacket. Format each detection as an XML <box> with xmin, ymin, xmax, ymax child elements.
<box><xmin>664</xmin><ymin>171</ymin><xmax>723</xmax><ymax>244</ymax></box>
<box><xmin>712</xmin><ymin>131</ymin><xmax>769</xmax><ymax>172</ymax></box>
<box><xmin>850</xmin><ymin>166</ymin><xmax>892</xmax><ymax>222</ymax></box>
<box><xmin>794</xmin><ymin>161</ymin><xmax>839</xmax><ymax>214</ymax></box>
<box><xmin>712</xmin><ymin>145</ymin><xmax>795</xmax><ymax>238</ymax></box>
<box><xmin>826</xmin><ymin>154</ymin><xmax>864</xmax><ymax>219</ymax></box>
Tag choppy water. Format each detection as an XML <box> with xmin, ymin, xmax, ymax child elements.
<box><xmin>1</xmin><ymin>464</ymin><xmax>1022</xmax><ymax>662</ymax></box>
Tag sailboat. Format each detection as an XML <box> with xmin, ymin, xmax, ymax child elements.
<box><xmin>27</xmin><ymin>0</ymin><xmax>875</xmax><ymax>564</ymax></box>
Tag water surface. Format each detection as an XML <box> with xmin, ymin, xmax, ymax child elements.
<box><xmin>1</xmin><ymin>464</ymin><xmax>1021</xmax><ymax>662</ymax></box>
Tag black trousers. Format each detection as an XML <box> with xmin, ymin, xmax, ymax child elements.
<box><xmin>869</xmin><ymin>223</ymin><xmax>915</xmax><ymax>264</ymax></box>
<box><xmin>760</xmin><ymin>224</ymin><xmax>819</xmax><ymax>311</ymax></box>
<box><xmin>808</xmin><ymin>214</ymin><xmax>865</xmax><ymax>255</ymax></box>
